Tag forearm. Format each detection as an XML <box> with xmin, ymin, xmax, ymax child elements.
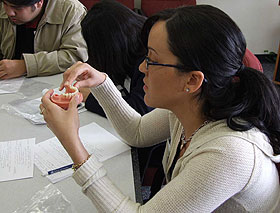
<box><xmin>53</xmin><ymin>126</ymin><xmax>89</xmax><ymax>165</ymax></box>
<box><xmin>85</xmin><ymin>92</ymin><xmax>152</xmax><ymax>118</ymax></box>
<box><xmin>66</xmin><ymin>139</ymin><xmax>89</xmax><ymax>166</ymax></box>
<box><xmin>90</xmin><ymin>77</ymin><xmax>170</xmax><ymax>147</ymax></box>
<box><xmin>73</xmin><ymin>156</ymin><xmax>140</xmax><ymax>212</ymax></box>
<box><xmin>23</xmin><ymin>48</ymin><xmax>87</xmax><ymax>77</ymax></box>
<box><xmin>122</xmin><ymin>92</ymin><xmax>153</xmax><ymax>116</ymax></box>
<box><xmin>23</xmin><ymin>52</ymin><xmax>59</xmax><ymax>77</ymax></box>
<box><xmin>73</xmin><ymin>138</ymin><xmax>253</xmax><ymax>212</ymax></box>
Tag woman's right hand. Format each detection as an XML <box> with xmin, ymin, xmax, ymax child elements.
<box><xmin>60</xmin><ymin>62</ymin><xmax>106</xmax><ymax>90</ymax></box>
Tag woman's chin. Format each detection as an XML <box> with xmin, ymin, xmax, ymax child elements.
<box><xmin>144</xmin><ymin>95</ymin><xmax>151</xmax><ymax>106</ymax></box>
<box><xmin>144</xmin><ymin>95</ymin><xmax>156</xmax><ymax>108</ymax></box>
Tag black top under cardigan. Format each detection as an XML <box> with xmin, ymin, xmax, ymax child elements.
<box><xmin>85</xmin><ymin>62</ymin><xmax>153</xmax><ymax>117</ymax></box>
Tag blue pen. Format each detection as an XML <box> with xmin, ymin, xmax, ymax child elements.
<box><xmin>42</xmin><ymin>163</ymin><xmax>73</xmax><ymax>176</ymax></box>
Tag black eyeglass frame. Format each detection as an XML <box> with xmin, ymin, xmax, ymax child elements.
<box><xmin>144</xmin><ymin>57</ymin><xmax>208</xmax><ymax>83</ymax></box>
<box><xmin>145</xmin><ymin>57</ymin><xmax>185</xmax><ymax>70</ymax></box>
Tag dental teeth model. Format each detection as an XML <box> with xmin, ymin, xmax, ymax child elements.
<box><xmin>50</xmin><ymin>85</ymin><xmax>83</xmax><ymax>109</ymax></box>
<box><xmin>62</xmin><ymin>85</ymin><xmax>79</xmax><ymax>98</ymax></box>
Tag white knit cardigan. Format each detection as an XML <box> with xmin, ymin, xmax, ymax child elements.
<box><xmin>73</xmin><ymin>77</ymin><xmax>280</xmax><ymax>212</ymax></box>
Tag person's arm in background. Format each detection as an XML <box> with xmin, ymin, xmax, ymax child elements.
<box><xmin>23</xmin><ymin>0</ymin><xmax>88</xmax><ymax>77</ymax></box>
<box><xmin>85</xmin><ymin>69</ymin><xmax>153</xmax><ymax>117</ymax></box>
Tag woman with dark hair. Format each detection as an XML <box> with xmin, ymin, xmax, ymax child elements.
<box><xmin>80</xmin><ymin>0</ymin><xmax>152</xmax><ymax>117</ymax></box>
<box><xmin>41</xmin><ymin>5</ymin><xmax>280</xmax><ymax>212</ymax></box>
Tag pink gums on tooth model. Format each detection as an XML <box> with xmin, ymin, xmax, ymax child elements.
<box><xmin>50</xmin><ymin>85</ymin><xmax>83</xmax><ymax>109</ymax></box>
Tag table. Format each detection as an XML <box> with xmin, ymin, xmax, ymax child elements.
<box><xmin>0</xmin><ymin>74</ymin><xmax>142</xmax><ymax>212</ymax></box>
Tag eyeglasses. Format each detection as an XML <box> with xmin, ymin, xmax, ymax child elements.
<box><xmin>145</xmin><ymin>56</ymin><xmax>208</xmax><ymax>83</ymax></box>
<box><xmin>145</xmin><ymin>57</ymin><xmax>184</xmax><ymax>70</ymax></box>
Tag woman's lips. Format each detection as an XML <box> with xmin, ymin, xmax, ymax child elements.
<box><xmin>143</xmin><ymin>80</ymin><xmax>148</xmax><ymax>91</ymax></box>
<box><xmin>143</xmin><ymin>79</ymin><xmax>148</xmax><ymax>91</ymax></box>
<box><xmin>143</xmin><ymin>84</ymin><xmax>148</xmax><ymax>91</ymax></box>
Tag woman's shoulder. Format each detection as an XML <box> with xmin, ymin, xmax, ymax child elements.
<box><xmin>196</xmin><ymin>120</ymin><xmax>269</xmax><ymax>144</ymax></box>
<box><xmin>192</xmin><ymin>120</ymin><xmax>274</xmax><ymax>160</ymax></box>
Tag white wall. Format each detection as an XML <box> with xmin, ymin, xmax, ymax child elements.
<box><xmin>134</xmin><ymin>0</ymin><xmax>280</xmax><ymax>54</ymax></box>
<box><xmin>135</xmin><ymin>0</ymin><xmax>140</xmax><ymax>8</ymax></box>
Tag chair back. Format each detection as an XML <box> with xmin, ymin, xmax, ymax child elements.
<box><xmin>141</xmin><ymin>0</ymin><xmax>196</xmax><ymax>17</ymax></box>
<box><xmin>79</xmin><ymin>0</ymin><xmax>134</xmax><ymax>10</ymax></box>
<box><xmin>243</xmin><ymin>49</ymin><xmax>263</xmax><ymax>72</ymax></box>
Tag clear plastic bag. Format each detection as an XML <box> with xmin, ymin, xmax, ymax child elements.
<box><xmin>0</xmin><ymin>77</ymin><xmax>52</xmax><ymax>97</ymax></box>
<box><xmin>0</xmin><ymin>77</ymin><xmax>25</xmax><ymax>94</ymax></box>
<box><xmin>17</xmin><ymin>78</ymin><xmax>53</xmax><ymax>97</ymax></box>
<box><xmin>12</xmin><ymin>184</ymin><xmax>77</xmax><ymax>213</ymax></box>
<box><xmin>1</xmin><ymin>88</ymin><xmax>86</xmax><ymax>125</ymax></box>
<box><xmin>1</xmin><ymin>97</ymin><xmax>45</xmax><ymax>125</ymax></box>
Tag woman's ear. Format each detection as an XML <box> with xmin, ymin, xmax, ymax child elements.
<box><xmin>184</xmin><ymin>71</ymin><xmax>204</xmax><ymax>93</ymax></box>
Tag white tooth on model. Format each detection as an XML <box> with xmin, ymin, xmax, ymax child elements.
<box><xmin>62</xmin><ymin>86</ymin><xmax>78</xmax><ymax>98</ymax></box>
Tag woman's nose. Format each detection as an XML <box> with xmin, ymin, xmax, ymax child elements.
<box><xmin>139</xmin><ymin>60</ymin><xmax>147</xmax><ymax>74</ymax></box>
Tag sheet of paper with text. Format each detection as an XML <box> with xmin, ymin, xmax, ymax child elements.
<box><xmin>35</xmin><ymin>122</ymin><xmax>131</xmax><ymax>183</ymax></box>
<box><xmin>0</xmin><ymin>138</ymin><xmax>35</xmax><ymax>182</ymax></box>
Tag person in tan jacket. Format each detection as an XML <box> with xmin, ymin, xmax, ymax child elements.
<box><xmin>0</xmin><ymin>0</ymin><xmax>88</xmax><ymax>79</ymax></box>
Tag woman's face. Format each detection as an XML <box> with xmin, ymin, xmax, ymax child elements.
<box><xmin>139</xmin><ymin>21</ymin><xmax>187</xmax><ymax>110</ymax></box>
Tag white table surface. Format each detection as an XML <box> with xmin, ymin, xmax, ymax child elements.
<box><xmin>0</xmin><ymin>74</ymin><xmax>136</xmax><ymax>212</ymax></box>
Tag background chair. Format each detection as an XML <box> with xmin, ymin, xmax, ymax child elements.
<box><xmin>140</xmin><ymin>0</ymin><xmax>196</xmax><ymax>17</ymax></box>
<box><xmin>243</xmin><ymin>48</ymin><xmax>263</xmax><ymax>72</ymax></box>
<box><xmin>79</xmin><ymin>0</ymin><xmax>134</xmax><ymax>10</ymax></box>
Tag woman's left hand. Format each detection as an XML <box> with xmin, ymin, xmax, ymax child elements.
<box><xmin>40</xmin><ymin>89</ymin><xmax>88</xmax><ymax>163</ymax></box>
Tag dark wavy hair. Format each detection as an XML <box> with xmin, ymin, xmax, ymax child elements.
<box><xmin>2</xmin><ymin>0</ymin><xmax>41</xmax><ymax>6</ymax></box>
<box><xmin>141</xmin><ymin>5</ymin><xmax>280</xmax><ymax>154</ymax></box>
<box><xmin>81</xmin><ymin>0</ymin><xmax>146</xmax><ymax>86</ymax></box>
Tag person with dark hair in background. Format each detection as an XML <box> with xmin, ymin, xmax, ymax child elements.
<box><xmin>41</xmin><ymin>5</ymin><xmax>280</xmax><ymax>212</ymax></box>
<box><xmin>0</xmin><ymin>0</ymin><xmax>88</xmax><ymax>79</ymax></box>
<box><xmin>79</xmin><ymin>0</ymin><xmax>153</xmax><ymax>117</ymax></box>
